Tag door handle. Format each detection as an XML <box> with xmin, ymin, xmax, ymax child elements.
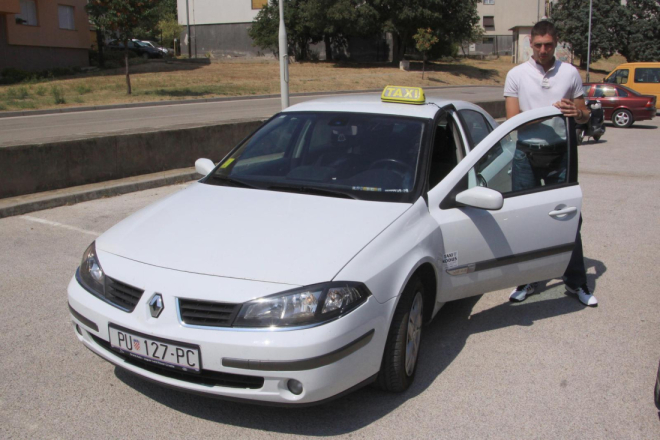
<box><xmin>549</xmin><ymin>207</ymin><xmax>577</xmax><ymax>217</ymax></box>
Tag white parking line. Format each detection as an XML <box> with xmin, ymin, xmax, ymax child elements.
<box><xmin>21</xmin><ymin>215</ymin><xmax>102</xmax><ymax>237</ymax></box>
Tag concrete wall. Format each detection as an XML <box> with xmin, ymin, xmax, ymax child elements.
<box><xmin>0</xmin><ymin>120</ymin><xmax>264</xmax><ymax>199</ymax></box>
<box><xmin>0</xmin><ymin>99</ymin><xmax>505</xmax><ymax>199</ymax></box>
<box><xmin>177</xmin><ymin>0</ymin><xmax>260</xmax><ymax>25</ymax></box>
<box><xmin>180</xmin><ymin>22</ymin><xmax>262</xmax><ymax>58</ymax></box>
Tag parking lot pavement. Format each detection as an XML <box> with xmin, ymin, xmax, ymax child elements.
<box><xmin>1</xmin><ymin>119</ymin><xmax>659</xmax><ymax>439</ymax></box>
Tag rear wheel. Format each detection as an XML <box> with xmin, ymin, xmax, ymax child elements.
<box><xmin>612</xmin><ymin>109</ymin><xmax>633</xmax><ymax>128</ymax></box>
<box><xmin>376</xmin><ymin>277</ymin><xmax>425</xmax><ymax>392</ymax></box>
<box><xmin>593</xmin><ymin>134</ymin><xmax>602</xmax><ymax>142</ymax></box>
<box><xmin>141</xmin><ymin>53</ymin><xmax>149</xmax><ymax>60</ymax></box>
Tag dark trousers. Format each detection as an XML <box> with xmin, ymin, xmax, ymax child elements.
<box><xmin>512</xmin><ymin>152</ymin><xmax>587</xmax><ymax>288</ymax></box>
<box><xmin>562</xmin><ymin>215</ymin><xmax>587</xmax><ymax>289</ymax></box>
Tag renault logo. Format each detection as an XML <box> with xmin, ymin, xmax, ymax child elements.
<box><xmin>148</xmin><ymin>293</ymin><xmax>164</xmax><ymax>318</ymax></box>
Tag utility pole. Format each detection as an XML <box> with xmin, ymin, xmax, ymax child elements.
<box><xmin>278</xmin><ymin>0</ymin><xmax>289</xmax><ymax>109</ymax></box>
<box><xmin>186</xmin><ymin>0</ymin><xmax>191</xmax><ymax>58</ymax></box>
<box><xmin>586</xmin><ymin>0</ymin><xmax>593</xmax><ymax>82</ymax></box>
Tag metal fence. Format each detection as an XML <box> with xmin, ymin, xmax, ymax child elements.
<box><xmin>461</xmin><ymin>35</ymin><xmax>513</xmax><ymax>57</ymax></box>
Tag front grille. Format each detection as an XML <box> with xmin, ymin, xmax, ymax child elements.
<box><xmin>90</xmin><ymin>335</ymin><xmax>264</xmax><ymax>389</ymax></box>
<box><xmin>178</xmin><ymin>299</ymin><xmax>241</xmax><ymax>327</ymax></box>
<box><xmin>105</xmin><ymin>277</ymin><xmax>144</xmax><ymax>312</ymax></box>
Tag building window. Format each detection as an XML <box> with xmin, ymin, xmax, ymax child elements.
<box><xmin>483</xmin><ymin>16</ymin><xmax>495</xmax><ymax>30</ymax></box>
<box><xmin>16</xmin><ymin>0</ymin><xmax>38</xmax><ymax>26</ymax></box>
<box><xmin>252</xmin><ymin>0</ymin><xmax>268</xmax><ymax>9</ymax></box>
<box><xmin>58</xmin><ymin>5</ymin><xmax>75</xmax><ymax>30</ymax></box>
<box><xmin>484</xmin><ymin>0</ymin><xmax>495</xmax><ymax>4</ymax></box>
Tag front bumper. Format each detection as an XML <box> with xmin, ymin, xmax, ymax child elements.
<box><xmin>67</xmin><ymin>270</ymin><xmax>394</xmax><ymax>405</ymax></box>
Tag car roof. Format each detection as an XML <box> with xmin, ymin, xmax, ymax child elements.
<box><xmin>282</xmin><ymin>94</ymin><xmax>467</xmax><ymax>119</ymax></box>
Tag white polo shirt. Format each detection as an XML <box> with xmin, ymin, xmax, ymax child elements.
<box><xmin>504</xmin><ymin>58</ymin><xmax>584</xmax><ymax>111</ymax></box>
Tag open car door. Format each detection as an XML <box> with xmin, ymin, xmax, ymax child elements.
<box><xmin>428</xmin><ymin>106</ymin><xmax>581</xmax><ymax>303</ymax></box>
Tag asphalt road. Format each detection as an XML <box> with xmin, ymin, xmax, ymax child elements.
<box><xmin>1</xmin><ymin>117</ymin><xmax>659</xmax><ymax>439</ymax></box>
<box><xmin>0</xmin><ymin>86</ymin><xmax>504</xmax><ymax>147</ymax></box>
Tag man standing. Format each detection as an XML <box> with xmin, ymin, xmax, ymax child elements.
<box><xmin>504</xmin><ymin>20</ymin><xmax>597</xmax><ymax>307</ymax></box>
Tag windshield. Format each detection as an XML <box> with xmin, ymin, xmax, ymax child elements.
<box><xmin>206</xmin><ymin>112</ymin><xmax>427</xmax><ymax>202</ymax></box>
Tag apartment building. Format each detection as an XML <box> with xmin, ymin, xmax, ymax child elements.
<box><xmin>0</xmin><ymin>0</ymin><xmax>91</xmax><ymax>71</ymax></box>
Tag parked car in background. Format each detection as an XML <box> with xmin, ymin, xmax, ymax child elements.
<box><xmin>604</xmin><ymin>62</ymin><xmax>660</xmax><ymax>102</ymax></box>
<box><xmin>107</xmin><ymin>40</ymin><xmax>163</xmax><ymax>59</ymax></box>
<box><xmin>582</xmin><ymin>83</ymin><xmax>657</xmax><ymax>128</ymax></box>
<box><xmin>139</xmin><ymin>40</ymin><xmax>172</xmax><ymax>56</ymax></box>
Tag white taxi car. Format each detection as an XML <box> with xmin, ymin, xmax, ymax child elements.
<box><xmin>68</xmin><ymin>86</ymin><xmax>582</xmax><ymax>405</ymax></box>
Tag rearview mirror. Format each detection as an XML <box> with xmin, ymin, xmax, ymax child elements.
<box><xmin>195</xmin><ymin>158</ymin><xmax>215</xmax><ymax>176</ymax></box>
<box><xmin>455</xmin><ymin>187</ymin><xmax>503</xmax><ymax>211</ymax></box>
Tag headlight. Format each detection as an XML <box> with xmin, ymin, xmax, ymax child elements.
<box><xmin>78</xmin><ymin>241</ymin><xmax>105</xmax><ymax>296</ymax></box>
<box><xmin>233</xmin><ymin>282</ymin><xmax>371</xmax><ymax>328</ymax></box>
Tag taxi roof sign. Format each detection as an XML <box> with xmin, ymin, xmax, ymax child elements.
<box><xmin>381</xmin><ymin>86</ymin><xmax>426</xmax><ymax>105</ymax></box>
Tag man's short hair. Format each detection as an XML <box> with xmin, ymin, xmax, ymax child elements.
<box><xmin>531</xmin><ymin>21</ymin><xmax>558</xmax><ymax>40</ymax></box>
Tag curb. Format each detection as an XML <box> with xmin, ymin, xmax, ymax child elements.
<box><xmin>0</xmin><ymin>85</ymin><xmax>497</xmax><ymax>118</ymax></box>
<box><xmin>0</xmin><ymin>168</ymin><xmax>199</xmax><ymax>219</ymax></box>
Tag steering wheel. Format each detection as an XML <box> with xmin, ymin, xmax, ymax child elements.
<box><xmin>368</xmin><ymin>159</ymin><xmax>412</xmax><ymax>175</ymax></box>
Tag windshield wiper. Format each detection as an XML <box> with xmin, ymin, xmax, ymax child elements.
<box><xmin>207</xmin><ymin>174</ymin><xmax>260</xmax><ymax>189</ymax></box>
<box><xmin>267</xmin><ymin>184</ymin><xmax>357</xmax><ymax>200</ymax></box>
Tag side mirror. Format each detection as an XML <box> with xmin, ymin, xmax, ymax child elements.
<box><xmin>195</xmin><ymin>158</ymin><xmax>215</xmax><ymax>176</ymax></box>
<box><xmin>455</xmin><ymin>187</ymin><xmax>503</xmax><ymax>211</ymax></box>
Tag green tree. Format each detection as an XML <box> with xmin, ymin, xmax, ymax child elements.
<box><xmin>249</xmin><ymin>0</ymin><xmax>322</xmax><ymax>61</ymax></box>
<box><xmin>621</xmin><ymin>0</ymin><xmax>660</xmax><ymax>62</ymax></box>
<box><xmin>157</xmin><ymin>12</ymin><xmax>183</xmax><ymax>51</ymax></box>
<box><xmin>413</xmin><ymin>28</ymin><xmax>439</xmax><ymax>78</ymax></box>
<box><xmin>86</xmin><ymin>0</ymin><xmax>158</xmax><ymax>94</ymax></box>
<box><xmin>374</xmin><ymin>0</ymin><xmax>481</xmax><ymax>62</ymax></box>
<box><xmin>552</xmin><ymin>0</ymin><xmax>625</xmax><ymax>68</ymax></box>
<box><xmin>302</xmin><ymin>0</ymin><xmax>380</xmax><ymax>60</ymax></box>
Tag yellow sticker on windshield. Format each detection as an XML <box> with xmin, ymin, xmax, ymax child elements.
<box><xmin>381</xmin><ymin>86</ymin><xmax>425</xmax><ymax>104</ymax></box>
<box><xmin>220</xmin><ymin>158</ymin><xmax>235</xmax><ymax>169</ymax></box>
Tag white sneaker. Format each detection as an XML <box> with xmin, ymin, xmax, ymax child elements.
<box><xmin>566</xmin><ymin>284</ymin><xmax>598</xmax><ymax>307</ymax></box>
<box><xmin>509</xmin><ymin>282</ymin><xmax>538</xmax><ymax>302</ymax></box>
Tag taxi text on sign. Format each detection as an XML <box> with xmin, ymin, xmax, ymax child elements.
<box><xmin>381</xmin><ymin>86</ymin><xmax>426</xmax><ymax>104</ymax></box>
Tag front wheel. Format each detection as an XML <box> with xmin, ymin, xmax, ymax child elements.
<box><xmin>612</xmin><ymin>109</ymin><xmax>633</xmax><ymax>128</ymax></box>
<box><xmin>376</xmin><ymin>277</ymin><xmax>425</xmax><ymax>392</ymax></box>
<box><xmin>576</xmin><ymin>128</ymin><xmax>585</xmax><ymax>145</ymax></box>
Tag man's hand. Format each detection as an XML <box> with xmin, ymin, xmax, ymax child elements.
<box><xmin>553</xmin><ymin>98</ymin><xmax>590</xmax><ymax>123</ymax></box>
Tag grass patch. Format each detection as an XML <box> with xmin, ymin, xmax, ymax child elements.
<box><xmin>0</xmin><ymin>54</ymin><xmax>625</xmax><ymax>113</ymax></box>
<box><xmin>75</xmin><ymin>84</ymin><xmax>92</xmax><ymax>95</ymax></box>
<box><xmin>7</xmin><ymin>86</ymin><xmax>29</xmax><ymax>100</ymax></box>
<box><xmin>51</xmin><ymin>85</ymin><xmax>66</xmax><ymax>104</ymax></box>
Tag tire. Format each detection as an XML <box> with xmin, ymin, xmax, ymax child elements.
<box><xmin>612</xmin><ymin>109</ymin><xmax>633</xmax><ymax>128</ymax></box>
<box><xmin>576</xmin><ymin>128</ymin><xmax>584</xmax><ymax>145</ymax></box>
<box><xmin>376</xmin><ymin>277</ymin><xmax>425</xmax><ymax>392</ymax></box>
<box><xmin>593</xmin><ymin>134</ymin><xmax>602</xmax><ymax>142</ymax></box>
<box><xmin>141</xmin><ymin>53</ymin><xmax>149</xmax><ymax>60</ymax></box>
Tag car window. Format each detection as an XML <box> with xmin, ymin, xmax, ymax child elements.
<box><xmin>614</xmin><ymin>69</ymin><xmax>629</xmax><ymax>85</ymax></box>
<box><xmin>459</xmin><ymin>109</ymin><xmax>492</xmax><ymax>148</ymax></box>
<box><xmin>616</xmin><ymin>87</ymin><xmax>629</xmax><ymax>97</ymax></box>
<box><xmin>468</xmin><ymin>115</ymin><xmax>569</xmax><ymax>195</ymax></box>
<box><xmin>634</xmin><ymin>68</ymin><xmax>660</xmax><ymax>84</ymax></box>
<box><xmin>582</xmin><ymin>85</ymin><xmax>592</xmax><ymax>96</ymax></box>
<box><xmin>429</xmin><ymin>113</ymin><xmax>463</xmax><ymax>188</ymax></box>
<box><xmin>594</xmin><ymin>85</ymin><xmax>617</xmax><ymax>98</ymax></box>
<box><xmin>210</xmin><ymin>112</ymin><xmax>427</xmax><ymax>203</ymax></box>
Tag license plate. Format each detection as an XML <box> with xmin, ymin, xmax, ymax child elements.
<box><xmin>108</xmin><ymin>324</ymin><xmax>201</xmax><ymax>373</ymax></box>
